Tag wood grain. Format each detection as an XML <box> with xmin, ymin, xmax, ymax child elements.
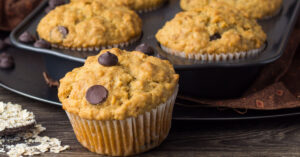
<box><xmin>1</xmin><ymin>87</ymin><xmax>300</xmax><ymax>157</ymax></box>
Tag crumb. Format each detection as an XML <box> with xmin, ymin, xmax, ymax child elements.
<box><xmin>42</xmin><ymin>72</ymin><xmax>60</xmax><ymax>87</ymax></box>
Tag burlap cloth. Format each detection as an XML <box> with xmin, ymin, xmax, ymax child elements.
<box><xmin>1</xmin><ymin>1</ymin><xmax>300</xmax><ymax>110</ymax></box>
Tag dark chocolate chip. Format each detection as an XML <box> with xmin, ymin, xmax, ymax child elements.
<box><xmin>49</xmin><ymin>0</ymin><xmax>65</xmax><ymax>8</ymax></box>
<box><xmin>0</xmin><ymin>40</ymin><xmax>6</xmax><ymax>50</ymax></box>
<box><xmin>4</xmin><ymin>37</ymin><xmax>12</xmax><ymax>46</ymax></box>
<box><xmin>34</xmin><ymin>39</ymin><xmax>51</xmax><ymax>49</ymax></box>
<box><xmin>0</xmin><ymin>53</ymin><xmax>14</xmax><ymax>69</ymax></box>
<box><xmin>18</xmin><ymin>31</ymin><xmax>35</xmax><ymax>43</ymax></box>
<box><xmin>210</xmin><ymin>33</ymin><xmax>221</xmax><ymax>41</ymax></box>
<box><xmin>135</xmin><ymin>43</ymin><xmax>154</xmax><ymax>55</ymax></box>
<box><xmin>57</xmin><ymin>26</ymin><xmax>68</xmax><ymax>38</ymax></box>
<box><xmin>156</xmin><ymin>53</ymin><xmax>167</xmax><ymax>60</ymax></box>
<box><xmin>98</xmin><ymin>51</ymin><xmax>118</xmax><ymax>66</ymax></box>
<box><xmin>86</xmin><ymin>85</ymin><xmax>108</xmax><ymax>105</ymax></box>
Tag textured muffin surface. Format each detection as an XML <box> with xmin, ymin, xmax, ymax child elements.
<box><xmin>156</xmin><ymin>3</ymin><xmax>266</xmax><ymax>55</ymax></box>
<box><xmin>37</xmin><ymin>1</ymin><xmax>142</xmax><ymax>48</ymax></box>
<box><xmin>70</xmin><ymin>0</ymin><xmax>166</xmax><ymax>11</ymax></box>
<box><xmin>58</xmin><ymin>48</ymin><xmax>179</xmax><ymax>120</ymax></box>
<box><xmin>180</xmin><ymin>0</ymin><xmax>282</xmax><ymax>19</ymax></box>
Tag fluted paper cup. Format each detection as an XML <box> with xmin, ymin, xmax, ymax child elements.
<box><xmin>66</xmin><ymin>85</ymin><xmax>178</xmax><ymax>156</ymax></box>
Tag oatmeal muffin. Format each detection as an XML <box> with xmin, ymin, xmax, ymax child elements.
<box><xmin>70</xmin><ymin>0</ymin><xmax>167</xmax><ymax>12</ymax></box>
<box><xmin>58</xmin><ymin>48</ymin><xmax>179</xmax><ymax>156</ymax></box>
<box><xmin>156</xmin><ymin>3</ymin><xmax>267</xmax><ymax>61</ymax></box>
<box><xmin>180</xmin><ymin>0</ymin><xmax>282</xmax><ymax>19</ymax></box>
<box><xmin>37</xmin><ymin>1</ymin><xmax>142</xmax><ymax>50</ymax></box>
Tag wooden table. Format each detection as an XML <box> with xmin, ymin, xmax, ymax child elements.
<box><xmin>1</xmin><ymin>86</ymin><xmax>300</xmax><ymax>157</ymax></box>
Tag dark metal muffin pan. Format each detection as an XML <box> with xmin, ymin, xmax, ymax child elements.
<box><xmin>10</xmin><ymin>0</ymin><xmax>300</xmax><ymax>99</ymax></box>
<box><xmin>3</xmin><ymin>45</ymin><xmax>300</xmax><ymax>120</ymax></box>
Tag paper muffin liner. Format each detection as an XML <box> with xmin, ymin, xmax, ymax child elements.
<box><xmin>66</xmin><ymin>85</ymin><xmax>178</xmax><ymax>156</ymax></box>
<box><xmin>51</xmin><ymin>35</ymin><xmax>141</xmax><ymax>52</ymax></box>
<box><xmin>161</xmin><ymin>44</ymin><xmax>266</xmax><ymax>62</ymax></box>
<box><xmin>137</xmin><ymin>0</ymin><xmax>166</xmax><ymax>13</ymax></box>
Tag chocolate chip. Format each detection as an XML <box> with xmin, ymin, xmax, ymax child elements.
<box><xmin>57</xmin><ymin>26</ymin><xmax>68</xmax><ymax>38</ymax></box>
<box><xmin>49</xmin><ymin>0</ymin><xmax>65</xmax><ymax>8</ymax></box>
<box><xmin>98</xmin><ymin>51</ymin><xmax>118</xmax><ymax>66</ymax></box>
<box><xmin>0</xmin><ymin>53</ymin><xmax>14</xmax><ymax>69</ymax></box>
<box><xmin>86</xmin><ymin>85</ymin><xmax>108</xmax><ymax>105</ymax></box>
<box><xmin>135</xmin><ymin>43</ymin><xmax>154</xmax><ymax>55</ymax></box>
<box><xmin>0</xmin><ymin>40</ymin><xmax>6</xmax><ymax>50</ymax></box>
<box><xmin>4</xmin><ymin>37</ymin><xmax>12</xmax><ymax>46</ymax></box>
<box><xmin>210</xmin><ymin>33</ymin><xmax>221</xmax><ymax>41</ymax></box>
<box><xmin>18</xmin><ymin>31</ymin><xmax>35</xmax><ymax>43</ymax></box>
<box><xmin>34</xmin><ymin>39</ymin><xmax>51</xmax><ymax>49</ymax></box>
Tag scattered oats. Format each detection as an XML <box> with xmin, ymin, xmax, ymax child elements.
<box><xmin>0</xmin><ymin>102</ymin><xmax>35</xmax><ymax>134</ymax></box>
<box><xmin>0</xmin><ymin>102</ymin><xmax>70</xmax><ymax>157</ymax></box>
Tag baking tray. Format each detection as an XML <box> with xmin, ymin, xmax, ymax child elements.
<box><xmin>10</xmin><ymin>0</ymin><xmax>300</xmax><ymax>99</ymax></box>
<box><xmin>2</xmin><ymin>45</ymin><xmax>300</xmax><ymax>120</ymax></box>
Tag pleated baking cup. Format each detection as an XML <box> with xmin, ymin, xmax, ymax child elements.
<box><xmin>51</xmin><ymin>35</ymin><xmax>141</xmax><ymax>52</ymax></box>
<box><xmin>161</xmin><ymin>44</ymin><xmax>266</xmax><ymax>62</ymax></box>
<box><xmin>137</xmin><ymin>0</ymin><xmax>167</xmax><ymax>13</ymax></box>
<box><xmin>66</xmin><ymin>85</ymin><xmax>178</xmax><ymax>156</ymax></box>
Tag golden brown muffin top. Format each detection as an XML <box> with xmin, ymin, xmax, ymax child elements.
<box><xmin>180</xmin><ymin>0</ymin><xmax>282</xmax><ymax>19</ymax></box>
<box><xmin>70</xmin><ymin>0</ymin><xmax>166</xmax><ymax>11</ymax></box>
<box><xmin>58</xmin><ymin>48</ymin><xmax>179</xmax><ymax>120</ymax></box>
<box><xmin>37</xmin><ymin>1</ymin><xmax>142</xmax><ymax>48</ymax></box>
<box><xmin>156</xmin><ymin>3</ymin><xmax>266</xmax><ymax>55</ymax></box>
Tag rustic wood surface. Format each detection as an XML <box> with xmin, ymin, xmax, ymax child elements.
<box><xmin>1</xmin><ymin>86</ymin><xmax>300</xmax><ymax>157</ymax></box>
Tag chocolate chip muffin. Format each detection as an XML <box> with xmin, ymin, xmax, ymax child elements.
<box><xmin>156</xmin><ymin>3</ymin><xmax>267</xmax><ymax>61</ymax></box>
<box><xmin>180</xmin><ymin>0</ymin><xmax>282</xmax><ymax>19</ymax></box>
<box><xmin>58</xmin><ymin>48</ymin><xmax>179</xmax><ymax>156</ymax></box>
<box><xmin>37</xmin><ymin>1</ymin><xmax>142</xmax><ymax>51</ymax></box>
<box><xmin>70</xmin><ymin>0</ymin><xmax>167</xmax><ymax>12</ymax></box>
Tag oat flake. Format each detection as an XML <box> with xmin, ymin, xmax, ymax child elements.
<box><xmin>0</xmin><ymin>102</ymin><xmax>70</xmax><ymax>157</ymax></box>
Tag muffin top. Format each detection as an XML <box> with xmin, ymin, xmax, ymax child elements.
<box><xmin>70</xmin><ymin>0</ymin><xmax>166</xmax><ymax>11</ymax></box>
<box><xmin>37</xmin><ymin>1</ymin><xmax>142</xmax><ymax>48</ymax></box>
<box><xmin>156</xmin><ymin>3</ymin><xmax>266</xmax><ymax>55</ymax></box>
<box><xmin>180</xmin><ymin>0</ymin><xmax>282</xmax><ymax>19</ymax></box>
<box><xmin>58</xmin><ymin>48</ymin><xmax>179</xmax><ymax>120</ymax></box>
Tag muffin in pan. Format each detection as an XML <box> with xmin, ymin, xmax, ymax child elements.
<box><xmin>70</xmin><ymin>0</ymin><xmax>167</xmax><ymax>13</ymax></box>
<box><xmin>37</xmin><ymin>1</ymin><xmax>142</xmax><ymax>51</ymax></box>
<box><xmin>180</xmin><ymin>0</ymin><xmax>283</xmax><ymax>19</ymax></box>
<box><xmin>156</xmin><ymin>3</ymin><xmax>267</xmax><ymax>61</ymax></box>
<box><xmin>58</xmin><ymin>48</ymin><xmax>179</xmax><ymax>156</ymax></box>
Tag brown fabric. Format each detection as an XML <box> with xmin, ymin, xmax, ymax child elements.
<box><xmin>184</xmin><ymin>19</ymin><xmax>300</xmax><ymax>110</ymax></box>
<box><xmin>0</xmin><ymin>0</ymin><xmax>41</xmax><ymax>31</ymax></box>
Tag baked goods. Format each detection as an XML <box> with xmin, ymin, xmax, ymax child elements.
<box><xmin>156</xmin><ymin>3</ymin><xmax>267</xmax><ymax>61</ymax></box>
<box><xmin>70</xmin><ymin>0</ymin><xmax>167</xmax><ymax>12</ymax></box>
<box><xmin>180</xmin><ymin>0</ymin><xmax>283</xmax><ymax>19</ymax></box>
<box><xmin>37</xmin><ymin>1</ymin><xmax>142</xmax><ymax>51</ymax></box>
<box><xmin>58</xmin><ymin>48</ymin><xmax>179</xmax><ymax>156</ymax></box>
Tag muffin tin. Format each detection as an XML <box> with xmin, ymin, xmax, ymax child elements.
<box><xmin>10</xmin><ymin>0</ymin><xmax>300</xmax><ymax>99</ymax></box>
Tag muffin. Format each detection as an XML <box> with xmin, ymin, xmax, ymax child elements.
<box><xmin>180</xmin><ymin>0</ymin><xmax>283</xmax><ymax>19</ymax></box>
<box><xmin>37</xmin><ymin>1</ymin><xmax>142</xmax><ymax>51</ymax></box>
<box><xmin>58</xmin><ymin>48</ymin><xmax>179</xmax><ymax>156</ymax></box>
<box><xmin>70</xmin><ymin>0</ymin><xmax>167</xmax><ymax>12</ymax></box>
<box><xmin>156</xmin><ymin>3</ymin><xmax>267</xmax><ymax>61</ymax></box>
